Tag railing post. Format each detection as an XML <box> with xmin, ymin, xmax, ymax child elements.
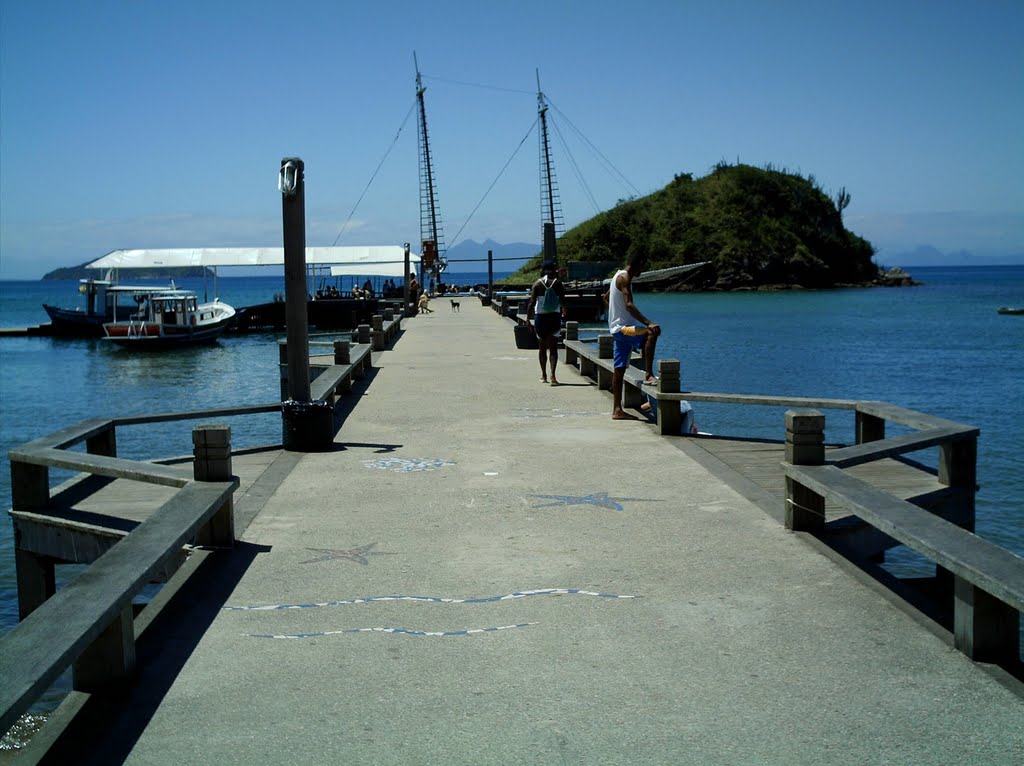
<box><xmin>193</xmin><ymin>424</ymin><xmax>235</xmax><ymax>547</ymax></box>
<box><xmin>11</xmin><ymin>461</ymin><xmax>54</xmax><ymax>619</ymax></box>
<box><xmin>855</xmin><ymin>410</ymin><xmax>885</xmax><ymax>444</ymax></box>
<box><xmin>72</xmin><ymin>606</ymin><xmax>135</xmax><ymax>693</ymax></box>
<box><xmin>784</xmin><ymin>409</ymin><xmax>825</xmax><ymax>533</ymax></box>
<box><xmin>564</xmin><ymin>321</ymin><xmax>579</xmax><ymax>367</ymax></box>
<box><xmin>939</xmin><ymin>436</ymin><xmax>977</xmax><ymax>532</ymax></box>
<box><xmin>357</xmin><ymin>323</ymin><xmax>371</xmax><ymax>345</ymax></box>
<box><xmin>657</xmin><ymin>359</ymin><xmax>681</xmax><ymax>435</ymax></box>
<box><xmin>953</xmin><ymin>577</ymin><xmax>1019</xmax><ymax>664</ymax></box>
<box><xmin>86</xmin><ymin>424</ymin><xmax>116</xmax><ymax>457</ymax></box>
<box><xmin>597</xmin><ymin>334</ymin><xmax>613</xmax><ymax>391</ymax></box>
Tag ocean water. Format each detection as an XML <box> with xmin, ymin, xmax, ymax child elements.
<box><xmin>1</xmin><ymin>266</ymin><xmax>1022</xmax><ymax>721</ymax></box>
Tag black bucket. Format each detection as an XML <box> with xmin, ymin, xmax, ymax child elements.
<box><xmin>282</xmin><ymin>399</ymin><xmax>335</xmax><ymax>451</ymax></box>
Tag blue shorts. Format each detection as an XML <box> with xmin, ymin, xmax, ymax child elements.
<box><xmin>613</xmin><ymin>332</ymin><xmax>645</xmax><ymax>369</ymax></box>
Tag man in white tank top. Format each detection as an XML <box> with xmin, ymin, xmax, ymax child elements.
<box><xmin>603</xmin><ymin>252</ymin><xmax>661</xmax><ymax>419</ymax></box>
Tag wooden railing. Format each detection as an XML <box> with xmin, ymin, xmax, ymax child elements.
<box><xmin>1</xmin><ymin>317</ymin><xmax>399</xmax><ymax>733</ymax></box>
<box><xmin>1</xmin><ymin>418</ymin><xmax>242</xmax><ymax>734</ymax></box>
<box><xmin>563</xmin><ymin>323</ymin><xmax>1023</xmax><ymax>671</ymax></box>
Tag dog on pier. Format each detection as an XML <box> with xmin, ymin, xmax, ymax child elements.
<box><xmin>450</xmin><ymin>299</ymin><xmax>460</xmax><ymax>312</ymax></box>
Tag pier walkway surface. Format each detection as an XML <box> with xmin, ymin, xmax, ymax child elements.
<box><xmin>31</xmin><ymin>301</ymin><xmax>1024</xmax><ymax>764</ymax></box>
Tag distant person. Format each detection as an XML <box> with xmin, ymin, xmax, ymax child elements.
<box><xmin>362</xmin><ymin>279</ymin><xmax>373</xmax><ymax>298</ymax></box>
<box><xmin>527</xmin><ymin>261</ymin><xmax>567</xmax><ymax>385</ymax></box>
<box><xmin>603</xmin><ymin>252</ymin><xmax>661</xmax><ymax>419</ymax></box>
<box><xmin>408</xmin><ymin>273</ymin><xmax>420</xmax><ymax>314</ymax></box>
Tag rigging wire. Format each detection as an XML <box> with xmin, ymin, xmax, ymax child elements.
<box><xmin>546</xmin><ymin>97</ymin><xmax>642</xmax><ymax>198</ymax></box>
<box><xmin>549</xmin><ymin>115</ymin><xmax>601</xmax><ymax>216</ymax></box>
<box><xmin>420</xmin><ymin>73</ymin><xmax>535</xmax><ymax>96</ymax></box>
<box><xmin>446</xmin><ymin>115</ymin><xmax>539</xmax><ymax>250</ymax></box>
<box><xmin>331</xmin><ymin>99</ymin><xmax>418</xmax><ymax>246</ymax></box>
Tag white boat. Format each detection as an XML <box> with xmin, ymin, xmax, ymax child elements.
<box><xmin>42</xmin><ymin>277</ymin><xmax>180</xmax><ymax>337</ymax></box>
<box><xmin>102</xmin><ymin>287</ymin><xmax>235</xmax><ymax>349</ymax></box>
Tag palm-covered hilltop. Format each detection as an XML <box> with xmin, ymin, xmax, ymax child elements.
<box><xmin>517</xmin><ymin>162</ymin><xmax>880</xmax><ymax>290</ymax></box>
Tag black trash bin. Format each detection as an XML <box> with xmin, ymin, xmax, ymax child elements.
<box><xmin>282</xmin><ymin>399</ymin><xmax>334</xmax><ymax>451</ymax></box>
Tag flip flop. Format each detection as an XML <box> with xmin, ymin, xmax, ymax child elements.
<box><xmin>642</xmin><ymin>377</ymin><xmax>659</xmax><ymax>386</ymax></box>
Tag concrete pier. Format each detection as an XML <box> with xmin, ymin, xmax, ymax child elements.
<box><xmin>13</xmin><ymin>300</ymin><xmax>1024</xmax><ymax>764</ymax></box>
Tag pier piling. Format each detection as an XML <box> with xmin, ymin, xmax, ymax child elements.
<box><xmin>279</xmin><ymin>157</ymin><xmax>333</xmax><ymax>451</ymax></box>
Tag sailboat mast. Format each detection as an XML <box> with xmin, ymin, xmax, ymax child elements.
<box><xmin>537</xmin><ymin>69</ymin><xmax>557</xmax><ymax>234</ymax></box>
<box><xmin>537</xmin><ymin>69</ymin><xmax>563</xmax><ymax>264</ymax></box>
<box><xmin>415</xmin><ymin>52</ymin><xmax>445</xmax><ymax>286</ymax></box>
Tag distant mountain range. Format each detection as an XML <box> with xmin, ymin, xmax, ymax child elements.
<box><xmin>875</xmin><ymin>246</ymin><xmax>1024</xmax><ymax>268</ymax></box>
<box><xmin>444</xmin><ymin>239</ymin><xmax>540</xmax><ymax>273</ymax></box>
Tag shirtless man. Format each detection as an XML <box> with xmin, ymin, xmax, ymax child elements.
<box><xmin>603</xmin><ymin>253</ymin><xmax>661</xmax><ymax>419</ymax></box>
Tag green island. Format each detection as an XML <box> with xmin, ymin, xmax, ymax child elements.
<box><xmin>514</xmin><ymin>162</ymin><xmax>913</xmax><ymax>290</ymax></box>
<box><xmin>42</xmin><ymin>265</ymin><xmax>213</xmax><ymax>281</ymax></box>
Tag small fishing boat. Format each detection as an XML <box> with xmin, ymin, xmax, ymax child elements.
<box><xmin>43</xmin><ymin>277</ymin><xmax>166</xmax><ymax>337</ymax></box>
<box><xmin>102</xmin><ymin>287</ymin><xmax>235</xmax><ymax>349</ymax></box>
<box><xmin>997</xmin><ymin>307</ymin><xmax>1024</xmax><ymax>315</ymax></box>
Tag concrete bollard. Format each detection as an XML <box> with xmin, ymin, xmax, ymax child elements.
<box><xmin>333</xmin><ymin>339</ymin><xmax>351</xmax><ymax>365</ymax></box>
<box><xmin>657</xmin><ymin>359</ymin><xmax>682</xmax><ymax>435</ymax></box>
<box><xmin>784</xmin><ymin>409</ymin><xmax>825</xmax><ymax>533</ymax></box>
<box><xmin>597</xmin><ymin>334</ymin><xmax>613</xmax><ymax>390</ymax></box>
<box><xmin>357</xmin><ymin>324</ymin><xmax>371</xmax><ymax>345</ymax></box>
<box><xmin>192</xmin><ymin>424</ymin><xmax>235</xmax><ymax>546</ymax></box>
<box><xmin>565</xmin><ymin>321</ymin><xmax>579</xmax><ymax>367</ymax></box>
<box><xmin>383</xmin><ymin>308</ymin><xmax>394</xmax><ymax>321</ymax></box>
<box><xmin>370</xmin><ymin>316</ymin><xmax>385</xmax><ymax>350</ymax></box>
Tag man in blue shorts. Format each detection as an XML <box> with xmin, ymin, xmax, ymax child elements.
<box><xmin>603</xmin><ymin>253</ymin><xmax>661</xmax><ymax>419</ymax></box>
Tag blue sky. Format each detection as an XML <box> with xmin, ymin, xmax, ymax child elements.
<box><xmin>1</xmin><ymin>0</ymin><xmax>1022</xmax><ymax>279</ymax></box>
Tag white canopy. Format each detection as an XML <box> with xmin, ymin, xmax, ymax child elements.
<box><xmin>87</xmin><ymin>246</ymin><xmax>420</xmax><ymax>277</ymax></box>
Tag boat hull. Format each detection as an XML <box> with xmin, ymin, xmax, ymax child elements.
<box><xmin>102</xmin><ymin>317</ymin><xmax>233</xmax><ymax>349</ymax></box>
<box><xmin>42</xmin><ymin>305</ymin><xmax>112</xmax><ymax>337</ymax></box>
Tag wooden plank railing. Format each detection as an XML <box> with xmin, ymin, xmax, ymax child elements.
<box><xmin>1</xmin><ymin>317</ymin><xmax>404</xmax><ymax>731</ymax></box>
<box><xmin>784</xmin><ymin>461</ymin><xmax>1022</xmax><ymax>664</ymax></box>
<box><xmin>777</xmin><ymin>406</ymin><xmax>1019</xmax><ymax>667</ymax></box>
<box><xmin>2</xmin><ymin>420</ymin><xmax>240</xmax><ymax>735</ymax></box>
<box><xmin>562</xmin><ymin>324</ymin><xmax>1020</xmax><ymax>671</ymax></box>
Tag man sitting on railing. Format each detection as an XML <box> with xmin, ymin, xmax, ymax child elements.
<box><xmin>603</xmin><ymin>252</ymin><xmax>661</xmax><ymax>420</ymax></box>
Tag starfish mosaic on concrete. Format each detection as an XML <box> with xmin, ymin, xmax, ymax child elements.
<box><xmin>298</xmin><ymin>542</ymin><xmax>396</xmax><ymax>565</ymax></box>
<box><xmin>362</xmin><ymin>457</ymin><xmax>454</xmax><ymax>473</ymax></box>
<box><xmin>530</xmin><ymin>492</ymin><xmax>651</xmax><ymax>512</ymax></box>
